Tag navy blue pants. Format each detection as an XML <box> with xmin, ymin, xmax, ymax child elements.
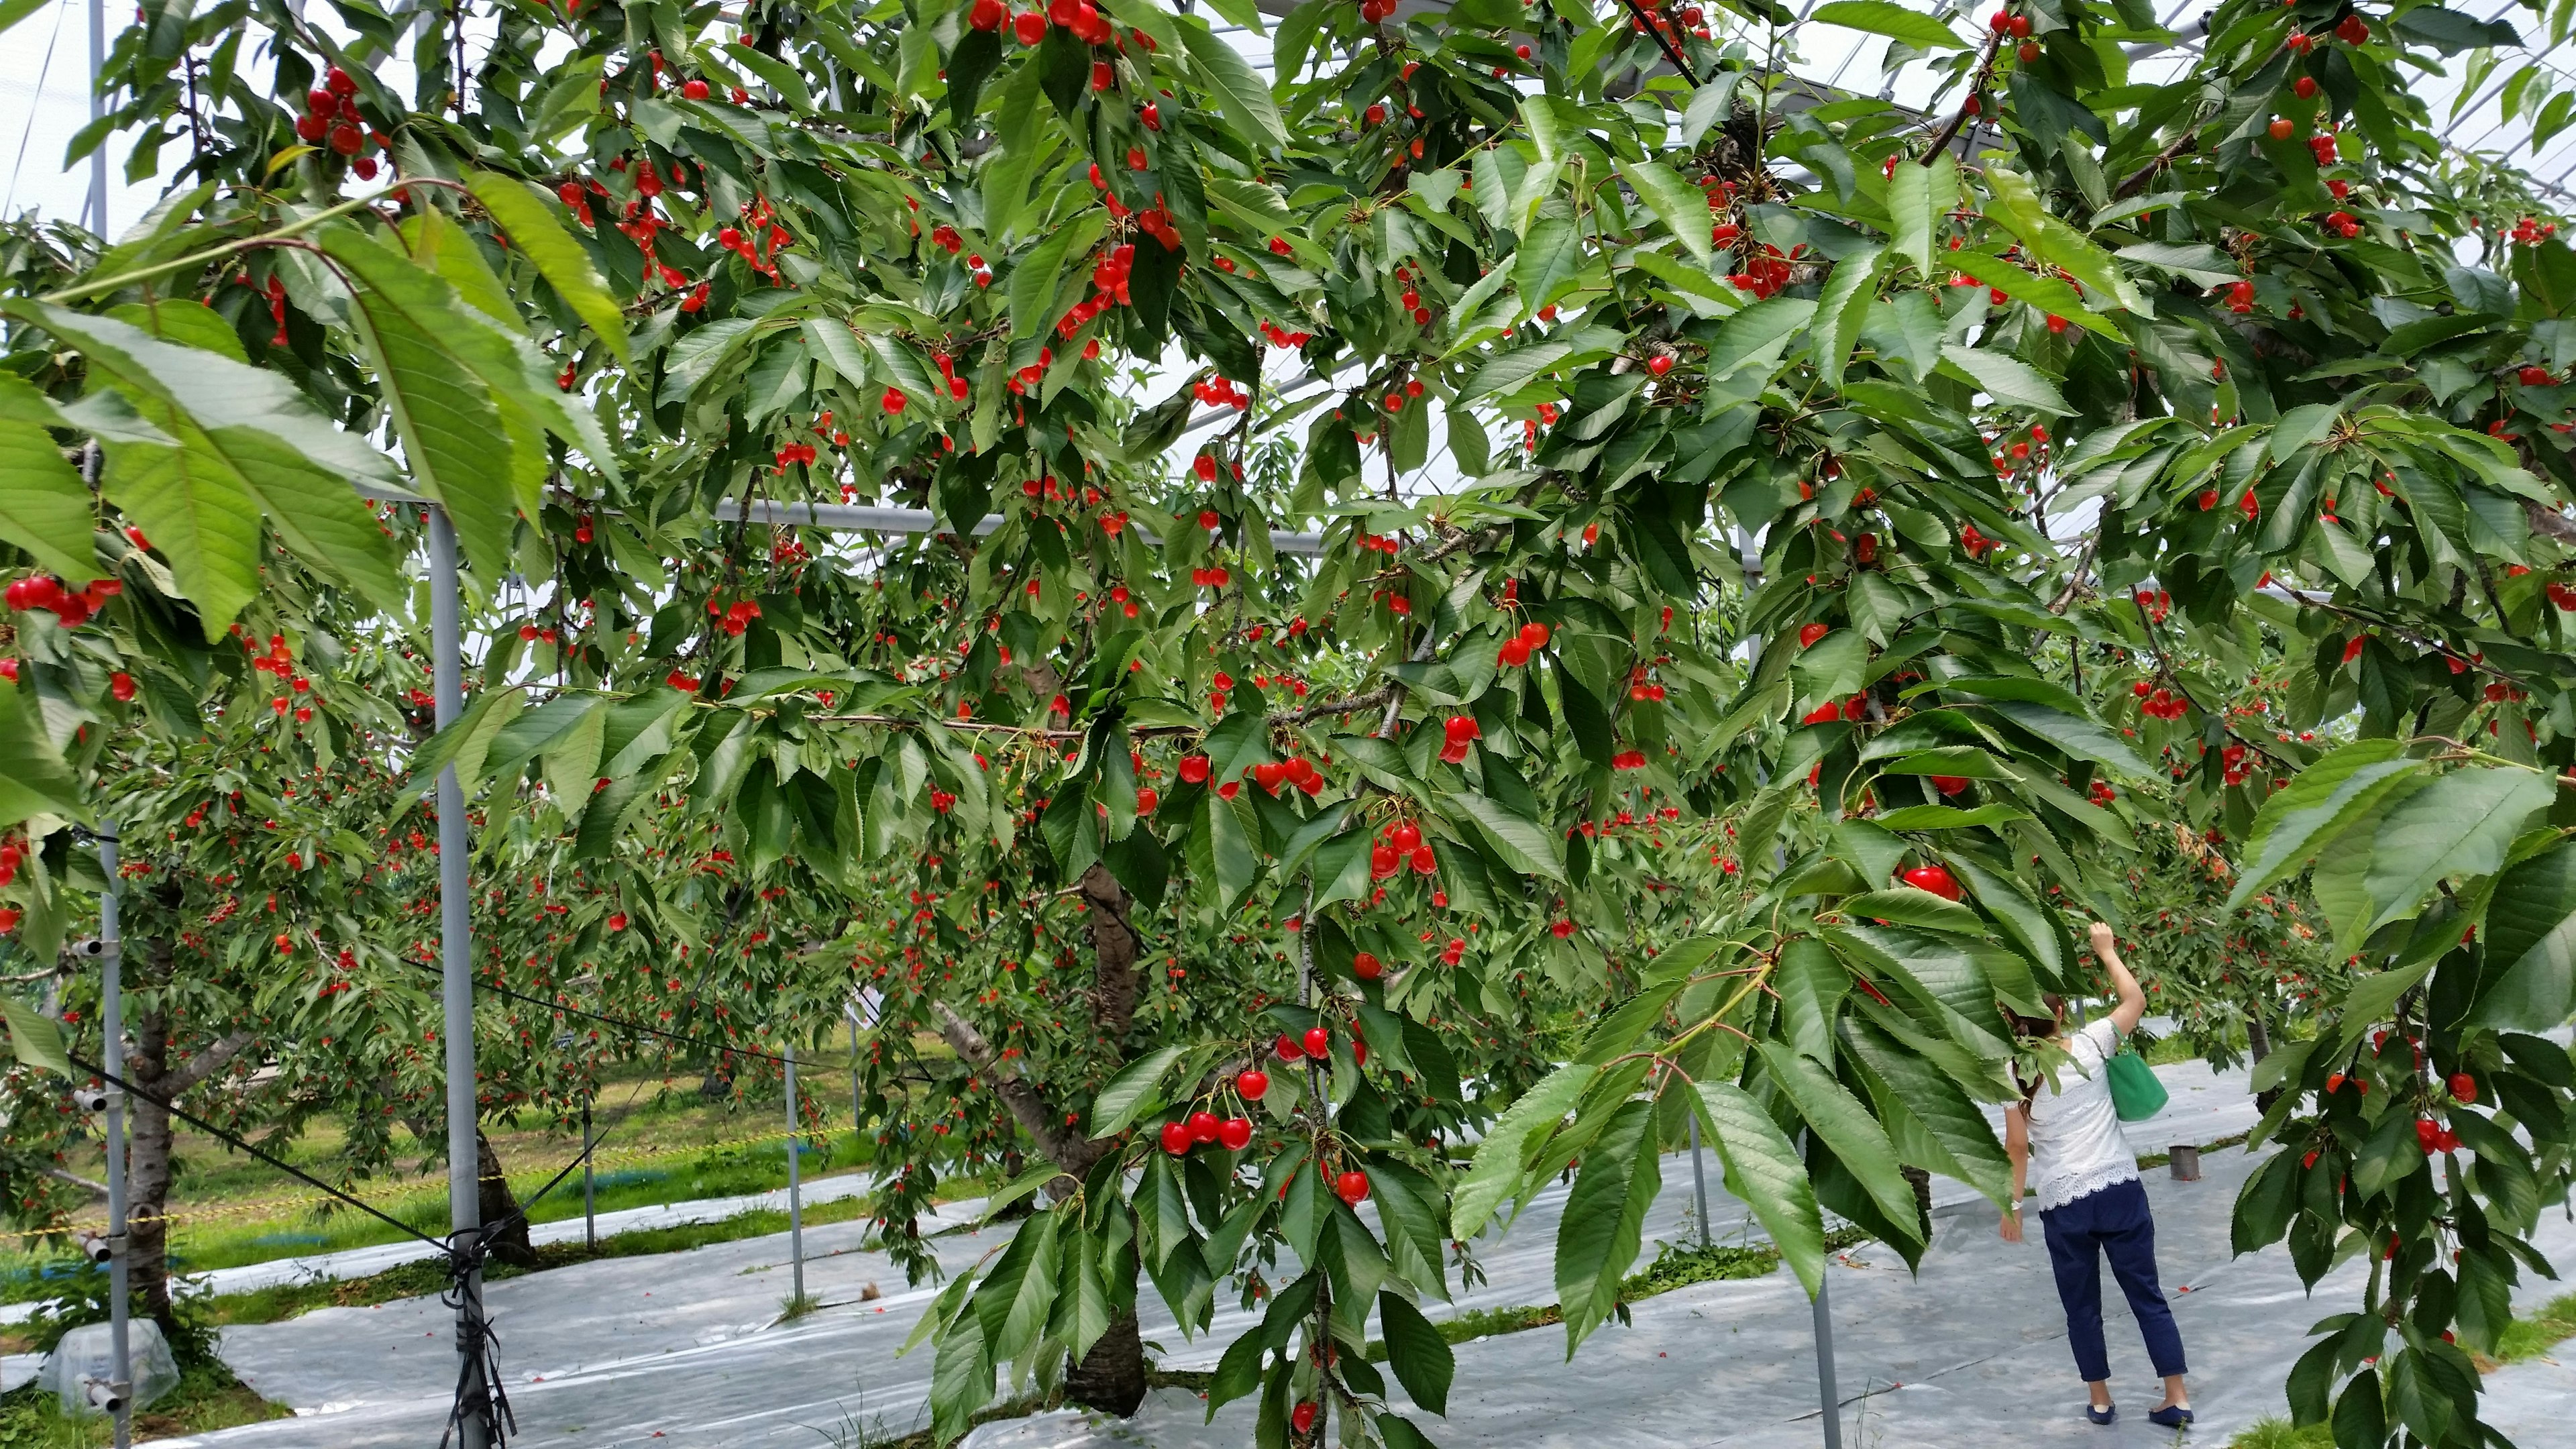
<box><xmin>2040</xmin><ymin>1178</ymin><xmax>2187</xmax><ymax>1383</ymax></box>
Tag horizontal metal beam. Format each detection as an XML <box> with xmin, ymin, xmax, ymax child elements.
<box><xmin>714</xmin><ymin>497</ymin><xmax>1333</xmax><ymax>556</ymax></box>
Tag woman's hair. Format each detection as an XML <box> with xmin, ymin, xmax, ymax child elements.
<box><xmin>2007</xmin><ymin>994</ymin><xmax>2068</xmax><ymax>1105</ymax></box>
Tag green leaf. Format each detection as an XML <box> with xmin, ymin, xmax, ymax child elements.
<box><xmin>1840</xmin><ymin>888</ymin><xmax>1986</xmax><ymax>934</ymax></box>
<box><xmin>1554</xmin><ymin>1099</ymin><xmax>1660</xmax><ymax>1352</ymax></box>
<box><xmin>97</xmin><ymin>433</ymin><xmax>260</xmax><ymax>629</ymax></box>
<box><xmin>0</xmin><ymin>0</ymin><xmax>53</xmax><ymax>36</ymax></box>
<box><xmin>973</xmin><ymin>1210</ymin><xmax>1062</xmax><ymax>1361</ymax></box>
<box><xmin>0</xmin><ymin>996</ymin><xmax>67</xmax><ymax>1077</ymax></box>
<box><xmin>1943</xmin><ymin>251</ymin><xmax>2120</xmax><ymax>338</ymax></box>
<box><xmin>1691</xmin><ymin>1079</ymin><xmax>1825</xmax><ymax>1296</ymax></box>
<box><xmin>1614</xmin><ymin>159</ymin><xmax>1714</xmax><ymax>268</ymax></box>
<box><xmin>1948</xmin><ymin>855</ymin><xmax>2063</xmax><ymax>988</ymax></box>
<box><xmin>1774</xmin><ymin>937</ymin><xmax>1847</xmax><ymax>1065</ymax></box>
<box><xmin>0</xmin><ymin>676</ymin><xmax>78</xmax><ymax>828</ymax></box>
<box><xmin>1452</xmin><ymin>1061</ymin><xmax>1593</xmax><ymax>1238</ymax></box>
<box><xmin>2226</xmin><ymin>742</ymin><xmax>2420</xmax><ymax>910</ymax></box>
<box><xmin>1087</xmin><ymin>1044</ymin><xmax>1186</xmax><ymax>1136</ymax></box>
<box><xmin>1181</xmin><ymin>18</ymin><xmax>1287</xmax><ymax>150</ymax></box>
<box><xmin>3</xmin><ymin>302</ymin><xmax>394</xmax><ymax>486</ymax></box>
<box><xmin>0</xmin><ymin>380</ymin><xmax>98</xmax><ymax>580</ymax></box>
<box><xmin>1984</xmin><ymin>698</ymin><xmax>2153</xmax><ymax>777</ymax></box>
<box><xmin>1938</xmin><ymin>344</ymin><xmax>2073</xmax><ymax>415</ymax></box>
<box><xmin>465</xmin><ymin>170</ymin><xmax>631</xmax><ymax>364</ymax></box>
<box><xmin>1707</xmin><ymin>296</ymin><xmax>1817</xmax><ymax>378</ymax></box>
<box><xmin>1511</xmin><ymin>216</ymin><xmax>1582</xmax><ymax>318</ymax></box>
<box><xmin>1377</xmin><ymin>1291</ymin><xmax>1454</xmax><ymax>1414</ymax></box>
<box><xmin>318</xmin><ymin>236</ymin><xmax>528</xmax><ymax>579</ymax></box>
<box><xmin>1875</xmin><ymin>158</ymin><xmax>1937</xmax><ymax>276</ymax></box>
<box><xmin>1813</xmin><ymin>1</ymin><xmax>1968</xmax><ymax>50</ymax></box>
<box><xmin>1757</xmin><ymin>1041</ymin><xmax>1919</xmax><ymax>1234</ymax></box>
<box><xmin>2471</xmin><ymin>839</ymin><xmax>2576</xmax><ymax>1030</ymax></box>
<box><xmin>1442</xmin><ymin>790</ymin><xmax>1565</xmax><ymax>881</ymax></box>
<box><xmin>1842</xmin><ymin>1018</ymin><xmax>2011</xmax><ymax>1206</ymax></box>
<box><xmin>2357</xmin><ymin>767</ymin><xmax>2555</xmax><ymax>936</ymax></box>
<box><xmin>1812</xmin><ymin>246</ymin><xmax>1884</xmax><ymax>392</ymax></box>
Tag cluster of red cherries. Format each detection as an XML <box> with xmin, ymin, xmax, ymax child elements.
<box><xmin>5</xmin><ymin>572</ymin><xmax>119</xmax><ymax>629</ymax></box>
<box><xmin>1369</xmin><ymin>819</ymin><xmax>1438</xmax><ymax>879</ymax></box>
<box><xmin>2131</xmin><ymin>680</ymin><xmax>2191</xmax><ymax>720</ymax></box>
<box><xmin>291</xmin><ymin>66</ymin><xmax>383</xmax><ymax>178</ymax></box>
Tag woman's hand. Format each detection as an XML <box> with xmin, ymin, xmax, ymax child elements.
<box><xmin>2088</xmin><ymin>920</ymin><xmax>2118</xmax><ymax>959</ymax></box>
<box><xmin>2000</xmin><ymin>1206</ymin><xmax>2024</xmax><ymax>1244</ymax></box>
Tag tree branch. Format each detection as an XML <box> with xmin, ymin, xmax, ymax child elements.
<box><xmin>930</xmin><ymin>1000</ymin><xmax>1104</xmax><ymax>1179</ymax></box>
<box><xmin>160</xmin><ymin>1030</ymin><xmax>255</xmax><ymax>1097</ymax></box>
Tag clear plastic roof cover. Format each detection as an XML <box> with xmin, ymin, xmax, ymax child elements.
<box><xmin>7</xmin><ymin>2</ymin><xmax>2573</xmax><ymax>230</ymax></box>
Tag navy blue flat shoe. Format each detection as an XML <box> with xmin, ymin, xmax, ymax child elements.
<box><xmin>2149</xmin><ymin>1404</ymin><xmax>2194</xmax><ymax>1428</ymax></box>
<box><xmin>2086</xmin><ymin>1403</ymin><xmax>2116</xmax><ymax>1426</ymax></box>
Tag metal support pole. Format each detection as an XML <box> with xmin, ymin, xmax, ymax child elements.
<box><xmin>581</xmin><ymin>1100</ymin><xmax>595</xmax><ymax>1250</ymax></box>
<box><xmin>429</xmin><ymin>508</ymin><xmax>489</xmax><ymax>1449</ymax></box>
<box><xmin>784</xmin><ymin>1044</ymin><xmax>804</xmax><ymax>1306</ymax></box>
<box><xmin>85</xmin><ymin>0</ymin><xmax>106</xmax><ymax>237</ymax></box>
<box><xmin>1686</xmin><ymin>1112</ymin><xmax>1712</xmax><ymax>1250</ymax></box>
<box><xmin>848</xmin><ymin>1014</ymin><xmax>861</xmax><ymax>1150</ymax></box>
<box><xmin>99</xmin><ymin>820</ymin><xmax>129</xmax><ymax>1449</ymax></box>
<box><xmin>1813</xmin><ymin>1271</ymin><xmax>1844</xmax><ymax>1448</ymax></box>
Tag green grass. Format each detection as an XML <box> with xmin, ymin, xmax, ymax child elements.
<box><xmin>0</xmin><ymin>1360</ymin><xmax>288</xmax><ymax>1446</ymax></box>
<box><xmin>2495</xmin><ymin>1291</ymin><xmax>2576</xmax><ymax>1363</ymax></box>
<box><xmin>2227</xmin><ymin>1419</ymin><xmax>2333</xmax><ymax>1449</ymax></box>
<box><xmin>4</xmin><ymin>1126</ymin><xmax>878</xmax><ymax>1304</ymax></box>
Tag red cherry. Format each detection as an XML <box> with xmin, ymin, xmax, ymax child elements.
<box><xmin>2293</xmin><ymin>75</ymin><xmax>2318</xmax><ymax>99</ymax></box>
<box><xmin>1159</xmin><ymin>1121</ymin><xmax>1191</xmax><ymax>1155</ymax></box>
<box><xmin>1274</xmin><ymin>1032</ymin><xmax>1304</xmax><ymax>1062</ymax></box>
<box><xmin>1390</xmin><ymin>821</ymin><xmax>1423</xmax><ymax>852</ymax></box>
<box><xmin>1334</xmin><ymin>1170</ymin><xmax>1370</xmax><ymax>1205</ymax></box>
<box><xmin>1291</xmin><ymin>1403</ymin><xmax>1319</xmax><ymax>1434</ymax></box>
<box><xmin>1177</xmin><ymin>754</ymin><xmax>1211</xmax><ymax>784</ymax></box>
<box><xmin>1218</xmin><ymin>1118</ymin><xmax>1254</xmax><ymax>1150</ymax></box>
<box><xmin>1518</xmin><ymin>621</ymin><xmax>1552</xmax><ymax>647</ymax></box>
<box><xmin>1646</xmin><ymin>354</ymin><xmax>1673</xmax><ymax>377</ymax></box>
<box><xmin>2268</xmin><ymin>117</ymin><xmax>2296</xmax><ymax>141</ymax></box>
<box><xmin>1236</xmin><ymin>1069</ymin><xmax>1269</xmax><ymax>1099</ymax></box>
<box><xmin>1409</xmin><ymin>845</ymin><xmax>1438</xmax><ymax>875</ymax></box>
<box><xmin>1187</xmin><ymin>1110</ymin><xmax>1221</xmax><ymax>1144</ymax></box>
<box><xmin>1899</xmin><ymin>864</ymin><xmax>1962</xmax><ymax>901</ymax></box>
<box><xmin>2449</xmin><ymin>1073</ymin><xmax>2476</xmax><ymax>1101</ymax></box>
<box><xmin>1014</xmin><ymin>10</ymin><xmax>1046</xmax><ymax>44</ymax></box>
<box><xmin>1929</xmin><ymin>774</ymin><xmax>1968</xmax><ymax>796</ymax></box>
<box><xmin>682</xmin><ymin>78</ymin><xmax>710</xmax><ymax>100</ymax></box>
<box><xmin>1303</xmin><ymin>1026</ymin><xmax>1330</xmax><ymax>1058</ymax></box>
<box><xmin>1799</xmin><ymin>623</ymin><xmax>1831</xmax><ymax>647</ymax></box>
<box><xmin>1352</xmin><ymin>951</ymin><xmax>1383</xmax><ymax>980</ymax></box>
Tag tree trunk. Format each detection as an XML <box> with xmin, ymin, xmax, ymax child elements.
<box><xmin>1064</xmin><ymin>1309</ymin><xmax>1147</xmax><ymax>1416</ymax></box>
<box><xmin>475</xmin><ymin>1131</ymin><xmax>537</xmax><ymax>1268</ymax></box>
<box><xmin>123</xmin><ymin>998</ymin><xmax>178</xmax><ymax>1329</ymax></box>
<box><xmin>2247</xmin><ymin>1011</ymin><xmax>2278</xmax><ymax>1116</ymax></box>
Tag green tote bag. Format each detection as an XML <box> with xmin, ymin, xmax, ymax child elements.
<box><xmin>2106</xmin><ymin>1046</ymin><xmax>2169</xmax><ymax>1122</ymax></box>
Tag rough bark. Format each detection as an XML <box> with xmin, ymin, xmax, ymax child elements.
<box><xmin>1063</xmin><ymin>1309</ymin><xmax>1147</xmax><ymax>1417</ymax></box>
<box><xmin>2247</xmin><ymin>1012</ymin><xmax>2278</xmax><ymax>1116</ymax></box>
<box><xmin>475</xmin><ymin>1130</ymin><xmax>537</xmax><ymax>1268</ymax></box>
<box><xmin>1075</xmin><ymin>863</ymin><xmax>1143</xmax><ymax>1044</ymax></box>
<box><xmin>122</xmin><ymin>935</ymin><xmax>256</xmax><ymax>1329</ymax></box>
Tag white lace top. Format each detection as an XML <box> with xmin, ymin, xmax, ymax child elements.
<box><xmin>2023</xmin><ymin>1019</ymin><xmax>2141</xmax><ymax>1212</ymax></box>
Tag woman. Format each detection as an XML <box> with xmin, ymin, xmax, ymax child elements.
<box><xmin>2000</xmin><ymin>921</ymin><xmax>2192</xmax><ymax>1428</ymax></box>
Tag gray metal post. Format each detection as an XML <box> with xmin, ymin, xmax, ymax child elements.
<box><xmin>99</xmin><ymin>820</ymin><xmax>129</xmax><ymax>1449</ymax></box>
<box><xmin>1813</xmin><ymin>1271</ymin><xmax>1843</xmax><ymax>1447</ymax></box>
<box><xmin>849</xmin><ymin>1014</ymin><xmax>862</xmax><ymax>1151</ymax></box>
<box><xmin>85</xmin><ymin>0</ymin><xmax>106</xmax><ymax>237</ymax></box>
<box><xmin>784</xmin><ymin>1044</ymin><xmax>805</xmax><ymax>1305</ymax></box>
<box><xmin>429</xmin><ymin>508</ymin><xmax>489</xmax><ymax>1449</ymax></box>
<box><xmin>1686</xmin><ymin>1112</ymin><xmax>1712</xmax><ymax>1250</ymax></box>
<box><xmin>581</xmin><ymin>1100</ymin><xmax>595</xmax><ymax>1250</ymax></box>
